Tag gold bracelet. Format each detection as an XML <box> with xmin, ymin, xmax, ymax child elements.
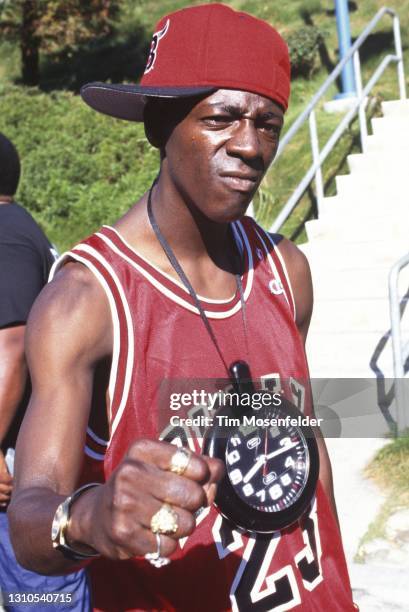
<box><xmin>51</xmin><ymin>482</ymin><xmax>101</xmax><ymax>561</ymax></box>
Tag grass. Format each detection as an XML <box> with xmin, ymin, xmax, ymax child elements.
<box><xmin>365</xmin><ymin>434</ymin><xmax>409</xmax><ymax>497</ymax></box>
<box><xmin>355</xmin><ymin>434</ymin><xmax>409</xmax><ymax>561</ymax></box>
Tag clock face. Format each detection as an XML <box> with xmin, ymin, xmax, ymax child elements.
<box><xmin>203</xmin><ymin>394</ymin><xmax>320</xmax><ymax>533</ymax></box>
<box><xmin>225</xmin><ymin>423</ymin><xmax>309</xmax><ymax>513</ymax></box>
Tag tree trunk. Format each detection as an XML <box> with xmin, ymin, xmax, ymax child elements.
<box><xmin>21</xmin><ymin>0</ymin><xmax>39</xmax><ymax>85</ymax></box>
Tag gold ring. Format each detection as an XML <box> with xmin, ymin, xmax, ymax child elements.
<box><xmin>150</xmin><ymin>504</ymin><xmax>178</xmax><ymax>535</ymax></box>
<box><xmin>144</xmin><ymin>533</ymin><xmax>170</xmax><ymax>568</ymax></box>
<box><xmin>170</xmin><ymin>447</ymin><xmax>191</xmax><ymax>476</ymax></box>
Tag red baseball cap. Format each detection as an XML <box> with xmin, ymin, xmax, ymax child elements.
<box><xmin>80</xmin><ymin>3</ymin><xmax>290</xmax><ymax>122</ymax></box>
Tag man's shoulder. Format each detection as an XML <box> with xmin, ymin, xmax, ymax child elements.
<box><xmin>271</xmin><ymin>235</ymin><xmax>310</xmax><ymax>275</ymax></box>
<box><xmin>48</xmin><ymin>261</ymin><xmax>108</xmax><ymax>309</ymax></box>
<box><xmin>27</xmin><ymin>261</ymin><xmax>112</xmax><ymax>361</ymax></box>
<box><xmin>240</xmin><ymin>218</ymin><xmax>312</xmax><ymax>336</ymax></box>
<box><xmin>240</xmin><ymin>216</ymin><xmax>309</xmax><ymax>273</ymax></box>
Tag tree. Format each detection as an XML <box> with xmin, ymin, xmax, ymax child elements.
<box><xmin>0</xmin><ymin>0</ymin><xmax>120</xmax><ymax>86</ymax></box>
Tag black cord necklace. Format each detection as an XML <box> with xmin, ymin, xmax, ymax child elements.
<box><xmin>147</xmin><ymin>180</ymin><xmax>249</xmax><ymax>378</ymax></box>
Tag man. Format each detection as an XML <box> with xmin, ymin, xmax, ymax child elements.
<box><xmin>9</xmin><ymin>4</ymin><xmax>356</xmax><ymax>611</ymax></box>
<box><xmin>0</xmin><ymin>133</ymin><xmax>90</xmax><ymax>611</ymax></box>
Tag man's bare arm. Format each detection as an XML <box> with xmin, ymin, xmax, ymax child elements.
<box><xmin>0</xmin><ymin>325</ymin><xmax>27</xmax><ymax>505</ymax></box>
<box><xmin>275</xmin><ymin>238</ymin><xmax>313</xmax><ymax>345</ymax></box>
<box><xmin>8</xmin><ymin>262</ymin><xmax>223</xmax><ymax>575</ymax></box>
<box><xmin>8</xmin><ymin>263</ymin><xmax>111</xmax><ymax>573</ymax></box>
<box><xmin>278</xmin><ymin>237</ymin><xmax>340</xmax><ymax>527</ymax></box>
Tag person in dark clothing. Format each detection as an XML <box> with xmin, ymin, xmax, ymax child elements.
<box><xmin>0</xmin><ymin>133</ymin><xmax>90</xmax><ymax>611</ymax></box>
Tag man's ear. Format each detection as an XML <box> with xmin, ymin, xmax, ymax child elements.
<box><xmin>144</xmin><ymin>122</ymin><xmax>163</xmax><ymax>149</ymax></box>
<box><xmin>143</xmin><ymin>99</ymin><xmax>170</xmax><ymax>150</ymax></box>
<box><xmin>143</xmin><ymin>95</ymin><xmax>205</xmax><ymax>151</ymax></box>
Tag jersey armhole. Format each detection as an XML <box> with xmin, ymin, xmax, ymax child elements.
<box><xmin>265</xmin><ymin>233</ymin><xmax>297</xmax><ymax>322</ymax></box>
<box><xmin>49</xmin><ymin>248</ymin><xmax>134</xmax><ymax>448</ymax></box>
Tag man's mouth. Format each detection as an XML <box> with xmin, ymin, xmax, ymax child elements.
<box><xmin>219</xmin><ymin>172</ymin><xmax>259</xmax><ymax>192</ymax></box>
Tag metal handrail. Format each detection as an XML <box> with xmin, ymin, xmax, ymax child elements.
<box><xmin>389</xmin><ymin>253</ymin><xmax>409</xmax><ymax>433</ymax></box>
<box><xmin>268</xmin><ymin>7</ymin><xmax>406</xmax><ymax>232</ymax></box>
<box><xmin>389</xmin><ymin>253</ymin><xmax>409</xmax><ymax>377</ymax></box>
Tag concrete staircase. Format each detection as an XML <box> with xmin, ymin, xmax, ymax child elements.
<box><xmin>300</xmin><ymin>99</ymin><xmax>409</xmax><ymax>380</ymax></box>
<box><xmin>299</xmin><ymin>100</ymin><xmax>409</xmax><ymax>612</ymax></box>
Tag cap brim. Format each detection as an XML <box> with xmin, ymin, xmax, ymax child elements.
<box><xmin>80</xmin><ymin>82</ymin><xmax>216</xmax><ymax>122</ymax></box>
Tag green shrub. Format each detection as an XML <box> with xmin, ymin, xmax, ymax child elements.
<box><xmin>0</xmin><ymin>84</ymin><xmax>159</xmax><ymax>251</ymax></box>
<box><xmin>287</xmin><ymin>26</ymin><xmax>325</xmax><ymax>78</ymax></box>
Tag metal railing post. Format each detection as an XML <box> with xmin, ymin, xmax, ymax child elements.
<box><xmin>353</xmin><ymin>50</ymin><xmax>368</xmax><ymax>153</ymax></box>
<box><xmin>389</xmin><ymin>253</ymin><xmax>409</xmax><ymax>434</ymax></box>
<box><xmin>308</xmin><ymin>110</ymin><xmax>324</xmax><ymax>214</ymax></box>
<box><xmin>393</xmin><ymin>14</ymin><xmax>407</xmax><ymax>100</ymax></box>
<box><xmin>265</xmin><ymin>7</ymin><xmax>406</xmax><ymax>233</ymax></box>
<box><xmin>390</xmin><ymin>267</ymin><xmax>404</xmax><ymax>380</ymax></box>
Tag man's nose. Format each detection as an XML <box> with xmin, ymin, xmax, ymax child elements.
<box><xmin>226</xmin><ymin>119</ymin><xmax>262</xmax><ymax>161</ymax></box>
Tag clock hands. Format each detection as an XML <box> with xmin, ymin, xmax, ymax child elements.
<box><xmin>242</xmin><ymin>441</ymin><xmax>298</xmax><ymax>484</ymax></box>
<box><xmin>263</xmin><ymin>429</ymin><xmax>268</xmax><ymax>477</ymax></box>
<box><xmin>265</xmin><ymin>441</ymin><xmax>298</xmax><ymax>461</ymax></box>
<box><xmin>243</xmin><ymin>456</ymin><xmax>265</xmax><ymax>483</ymax></box>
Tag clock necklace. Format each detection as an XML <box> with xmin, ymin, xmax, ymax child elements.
<box><xmin>147</xmin><ymin>180</ymin><xmax>319</xmax><ymax>534</ymax></box>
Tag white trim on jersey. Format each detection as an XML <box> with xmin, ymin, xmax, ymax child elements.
<box><xmin>95</xmin><ymin>229</ymin><xmax>253</xmax><ymax>320</ymax></box>
<box><xmin>53</xmin><ymin>247</ymin><xmax>135</xmax><ymax>445</ymax></box>
<box><xmin>48</xmin><ymin>253</ymin><xmax>65</xmax><ymax>283</ymax></box>
<box><xmin>253</xmin><ymin>228</ymin><xmax>295</xmax><ymax>320</ymax></box>
<box><xmin>104</xmin><ymin>225</ymin><xmax>241</xmax><ymax>304</ymax></box>
<box><xmin>56</xmin><ymin>249</ymin><xmax>121</xmax><ymax>429</ymax></box>
<box><xmin>230</xmin><ymin>536</ymin><xmax>257</xmax><ymax>612</ymax></box>
<box><xmin>265</xmin><ymin>232</ymin><xmax>297</xmax><ymax>322</ymax></box>
<box><xmin>72</xmin><ymin>244</ymin><xmax>135</xmax><ymax>443</ymax></box>
<box><xmin>50</xmin><ymin>250</ymin><xmax>122</xmax><ymax>415</ymax></box>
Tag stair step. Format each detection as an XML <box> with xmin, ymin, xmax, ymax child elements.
<box><xmin>371</xmin><ymin>115</ymin><xmax>409</xmax><ymax>137</ymax></box>
<box><xmin>319</xmin><ymin>195</ymin><xmax>409</xmax><ymax>218</ymax></box>
<box><xmin>310</xmin><ymin>298</ymin><xmax>408</xmax><ymax>333</ymax></box>
<box><xmin>335</xmin><ymin>173</ymin><xmax>409</xmax><ymax>198</ymax></box>
<box><xmin>381</xmin><ymin>99</ymin><xmax>409</xmax><ymax>118</ymax></box>
<box><xmin>305</xmin><ymin>216</ymin><xmax>408</xmax><ymax>242</ymax></box>
<box><xmin>347</xmin><ymin>151</ymin><xmax>409</xmax><ymax>174</ymax></box>
<box><xmin>310</xmin><ymin>267</ymin><xmax>399</xmax><ymax>299</ymax></box>
<box><xmin>300</xmin><ymin>240</ymin><xmax>408</xmax><ymax>269</ymax></box>
<box><xmin>305</xmin><ymin>330</ymin><xmax>394</xmax><ymax>377</ymax></box>
<box><xmin>312</xmin><ymin>300</ymin><xmax>408</xmax><ymax>327</ymax></box>
<box><xmin>365</xmin><ymin>134</ymin><xmax>409</xmax><ymax>154</ymax></box>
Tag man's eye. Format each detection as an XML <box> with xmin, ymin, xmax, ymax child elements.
<box><xmin>204</xmin><ymin>116</ymin><xmax>232</xmax><ymax>126</ymax></box>
<box><xmin>261</xmin><ymin>124</ymin><xmax>281</xmax><ymax>136</ymax></box>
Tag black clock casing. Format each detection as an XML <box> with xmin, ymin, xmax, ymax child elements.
<box><xmin>203</xmin><ymin>363</ymin><xmax>319</xmax><ymax>534</ymax></box>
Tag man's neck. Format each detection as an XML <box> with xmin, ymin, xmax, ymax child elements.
<box><xmin>149</xmin><ymin>174</ymin><xmax>234</xmax><ymax>267</ymax></box>
<box><xmin>0</xmin><ymin>195</ymin><xmax>14</xmax><ymax>205</ymax></box>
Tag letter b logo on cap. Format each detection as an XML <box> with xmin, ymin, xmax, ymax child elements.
<box><xmin>145</xmin><ymin>19</ymin><xmax>170</xmax><ymax>74</ymax></box>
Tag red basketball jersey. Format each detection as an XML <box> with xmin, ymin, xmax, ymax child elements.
<box><xmin>58</xmin><ymin>218</ymin><xmax>355</xmax><ymax>611</ymax></box>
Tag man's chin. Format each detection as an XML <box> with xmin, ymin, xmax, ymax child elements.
<box><xmin>206</xmin><ymin>190</ymin><xmax>255</xmax><ymax>223</ymax></box>
<box><xmin>220</xmin><ymin>199</ymin><xmax>254</xmax><ymax>223</ymax></box>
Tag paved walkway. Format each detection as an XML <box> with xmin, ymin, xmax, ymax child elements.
<box><xmin>327</xmin><ymin>437</ymin><xmax>409</xmax><ymax>612</ymax></box>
